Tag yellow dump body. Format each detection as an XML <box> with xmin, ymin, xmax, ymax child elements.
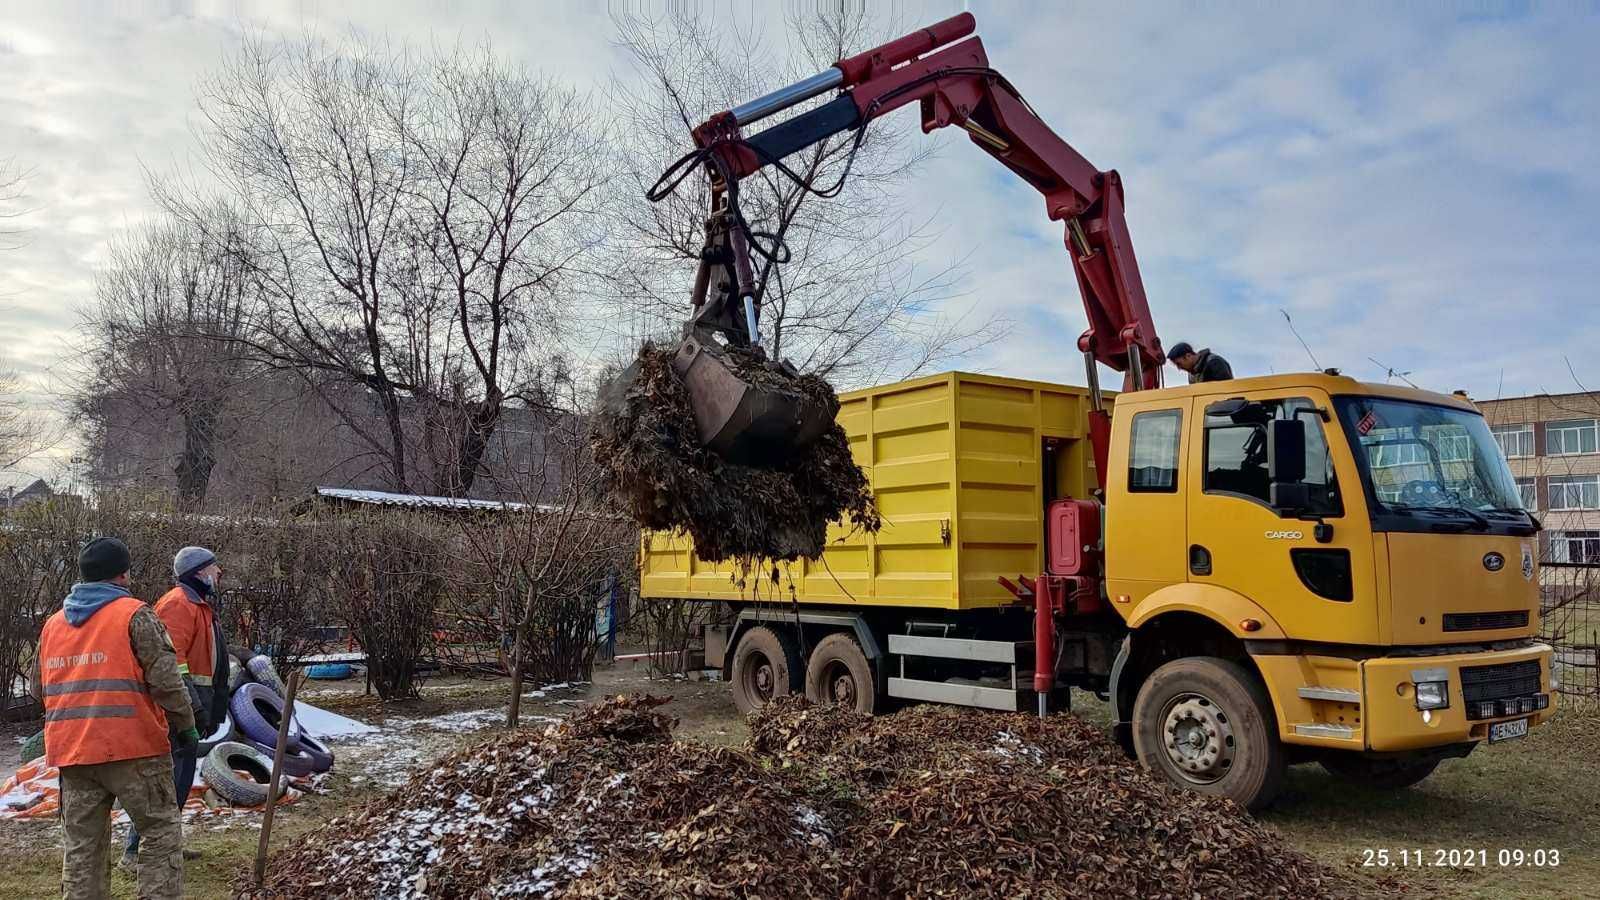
<box><xmin>639</xmin><ymin>371</ymin><xmax>1101</xmax><ymax>610</ymax></box>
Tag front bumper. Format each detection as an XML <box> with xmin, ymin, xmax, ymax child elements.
<box><xmin>1361</xmin><ymin>643</ymin><xmax>1556</xmax><ymax>752</ymax></box>
<box><xmin>1255</xmin><ymin>642</ymin><xmax>1556</xmax><ymax>752</ymax></box>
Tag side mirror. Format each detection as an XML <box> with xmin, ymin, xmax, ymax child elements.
<box><xmin>1268</xmin><ymin>418</ymin><xmax>1306</xmax><ymax>484</ymax></box>
<box><xmin>1268</xmin><ymin>418</ymin><xmax>1308</xmax><ymax>513</ymax></box>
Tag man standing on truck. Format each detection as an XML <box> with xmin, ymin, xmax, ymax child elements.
<box><xmin>1166</xmin><ymin>342</ymin><xmax>1233</xmax><ymax>382</ymax></box>
<box><xmin>39</xmin><ymin>536</ymin><xmax>197</xmax><ymax>900</ymax></box>
<box><xmin>123</xmin><ymin>545</ymin><xmax>228</xmax><ymax>868</ymax></box>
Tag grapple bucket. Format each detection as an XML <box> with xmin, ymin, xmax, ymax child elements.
<box><xmin>670</xmin><ymin>336</ymin><xmax>834</xmax><ymax>464</ymax></box>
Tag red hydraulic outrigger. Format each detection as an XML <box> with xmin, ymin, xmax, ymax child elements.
<box><xmin>655</xmin><ymin>13</ymin><xmax>1167</xmax><ymax>716</ymax></box>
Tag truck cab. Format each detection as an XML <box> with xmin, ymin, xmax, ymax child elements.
<box><xmin>1105</xmin><ymin>373</ymin><xmax>1554</xmax><ymax>803</ymax></box>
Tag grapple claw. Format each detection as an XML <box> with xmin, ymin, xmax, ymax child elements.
<box><xmin>669</xmin><ymin>335</ymin><xmax>833</xmax><ymax>464</ymax></box>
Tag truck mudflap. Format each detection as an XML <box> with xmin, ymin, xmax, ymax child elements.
<box><xmin>1252</xmin><ymin>642</ymin><xmax>1556</xmax><ymax>752</ymax></box>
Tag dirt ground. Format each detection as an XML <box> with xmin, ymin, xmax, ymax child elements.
<box><xmin>1</xmin><ymin>665</ymin><xmax>1594</xmax><ymax>899</ymax></box>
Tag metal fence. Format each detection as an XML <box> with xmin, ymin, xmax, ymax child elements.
<box><xmin>1541</xmin><ymin>563</ymin><xmax>1599</xmax><ymax>698</ymax></box>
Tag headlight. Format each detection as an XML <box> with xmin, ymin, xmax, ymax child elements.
<box><xmin>1414</xmin><ymin>680</ymin><xmax>1449</xmax><ymax>711</ymax></box>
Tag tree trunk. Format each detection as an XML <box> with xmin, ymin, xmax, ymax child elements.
<box><xmin>447</xmin><ymin>397</ymin><xmax>503</xmax><ymax>497</ymax></box>
<box><xmin>505</xmin><ymin>631</ymin><xmax>525</xmax><ymax>728</ymax></box>
<box><xmin>174</xmin><ymin>405</ymin><xmax>218</xmax><ymax>508</ymax></box>
<box><xmin>377</xmin><ymin>385</ymin><xmax>410</xmax><ymax>492</ymax></box>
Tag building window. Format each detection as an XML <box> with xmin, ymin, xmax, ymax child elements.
<box><xmin>1549</xmin><ymin>530</ymin><xmax>1600</xmax><ymax>565</ymax></box>
<box><xmin>1370</xmin><ymin>442</ymin><xmax>1430</xmax><ymax>468</ymax></box>
<box><xmin>1546</xmin><ymin>419</ymin><xmax>1598</xmax><ymax>456</ymax></box>
<box><xmin>1516</xmin><ymin>477</ymin><xmax>1537</xmax><ymax>510</ymax></box>
<box><xmin>1548</xmin><ymin>474</ymin><xmax>1600</xmax><ymax>511</ymax></box>
<box><xmin>1128</xmin><ymin>409</ymin><xmax>1181</xmax><ymax>493</ymax></box>
<box><xmin>1491</xmin><ymin>423</ymin><xmax>1534</xmax><ymax>459</ymax></box>
<box><xmin>1436</xmin><ymin>433</ymin><xmax>1472</xmax><ymax>462</ymax></box>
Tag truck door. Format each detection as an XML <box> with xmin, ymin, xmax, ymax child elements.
<box><xmin>1184</xmin><ymin>394</ymin><xmax>1379</xmax><ymax>643</ymax></box>
<box><xmin>1106</xmin><ymin>401</ymin><xmax>1191</xmax><ymax>605</ymax></box>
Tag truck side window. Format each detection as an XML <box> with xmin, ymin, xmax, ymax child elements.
<box><xmin>1203</xmin><ymin>397</ymin><xmax>1341</xmax><ymax>515</ymax></box>
<box><xmin>1129</xmin><ymin>409</ymin><xmax>1182</xmax><ymax>492</ymax></box>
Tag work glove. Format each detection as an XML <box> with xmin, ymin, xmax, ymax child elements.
<box><xmin>176</xmin><ymin>727</ymin><xmax>201</xmax><ymax>753</ymax></box>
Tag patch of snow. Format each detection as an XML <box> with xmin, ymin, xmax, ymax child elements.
<box><xmin>988</xmin><ymin>730</ymin><xmax>1044</xmax><ymax>764</ymax></box>
<box><xmin>294</xmin><ymin>702</ymin><xmax>380</xmax><ymax>737</ymax></box>
<box><xmin>792</xmin><ymin>804</ymin><xmax>831</xmax><ymax>847</ymax></box>
<box><xmin>493</xmin><ymin>844</ymin><xmax>597</xmax><ymax>896</ymax></box>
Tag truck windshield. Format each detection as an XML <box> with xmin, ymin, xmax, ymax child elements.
<box><xmin>1334</xmin><ymin>397</ymin><xmax>1525</xmax><ymax>518</ymax></box>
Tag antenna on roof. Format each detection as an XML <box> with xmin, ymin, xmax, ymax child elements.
<box><xmin>1368</xmin><ymin>356</ymin><xmax>1420</xmax><ymax>389</ymax></box>
<box><xmin>1279</xmin><ymin>309</ymin><xmax>1322</xmax><ymax>371</ymax></box>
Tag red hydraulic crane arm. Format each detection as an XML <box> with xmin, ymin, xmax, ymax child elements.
<box><xmin>688</xmin><ymin>12</ymin><xmax>1165</xmax><ymax>397</ymax></box>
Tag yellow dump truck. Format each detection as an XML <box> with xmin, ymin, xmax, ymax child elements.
<box><xmin>641</xmin><ymin>370</ymin><xmax>1556</xmax><ymax>808</ymax></box>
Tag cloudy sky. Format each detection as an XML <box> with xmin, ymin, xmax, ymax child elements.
<box><xmin>2</xmin><ymin>1</ymin><xmax>1598</xmax><ymax>485</ymax></box>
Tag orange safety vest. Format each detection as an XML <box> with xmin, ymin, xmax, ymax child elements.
<box><xmin>154</xmin><ymin>585</ymin><xmax>215</xmax><ymax>683</ymax></box>
<box><xmin>39</xmin><ymin>597</ymin><xmax>170</xmax><ymax>767</ymax></box>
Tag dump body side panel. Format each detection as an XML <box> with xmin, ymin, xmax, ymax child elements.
<box><xmin>639</xmin><ymin>371</ymin><xmax>1099</xmax><ymax>610</ymax></box>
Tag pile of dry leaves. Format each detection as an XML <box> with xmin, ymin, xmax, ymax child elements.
<box><xmin>250</xmin><ymin>695</ymin><xmax>1348</xmax><ymax>899</ymax></box>
<box><xmin>591</xmin><ymin>342</ymin><xmax>878</xmax><ymax>562</ymax></box>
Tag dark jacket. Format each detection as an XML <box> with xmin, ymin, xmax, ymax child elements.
<box><xmin>1189</xmin><ymin>349</ymin><xmax>1233</xmax><ymax>383</ymax></box>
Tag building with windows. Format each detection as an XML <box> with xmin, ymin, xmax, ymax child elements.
<box><xmin>1478</xmin><ymin>392</ymin><xmax>1600</xmax><ymax>563</ymax></box>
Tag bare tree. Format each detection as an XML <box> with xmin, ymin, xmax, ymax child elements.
<box><xmin>77</xmin><ymin>216</ymin><xmax>256</xmax><ymax>506</ymax></box>
<box><xmin>0</xmin><ymin>159</ymin><xmax>55</xmax><ymax>471</ymax></box>
<box><xmin>457</xmin><ymin>376</ymin><xmax>635</xmax><ymax>727</ymax></box>
<box><xmin>163</xmin><ymin>36</ymin><xmax>604</xmax><ymax>496</ymax></box>
<box><xmin>0</xmin><ymin>157</ymin><xmax>31</xmax><ymax>253</ymax></box>
<box><xmin>398</xmin><ymin>48</ymin><xmax>606</xmax><ymax>495</ymax></box>
<box><xmin>604</xmin><ymin>6</ymin><xmax>1005</xmax><ymax>387</ymax></box>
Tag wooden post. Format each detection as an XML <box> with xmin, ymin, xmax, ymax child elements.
<box><xmin>253</xmin><ymin>668</ymin><xmax>304</xmax><ymax>889</ymax></box>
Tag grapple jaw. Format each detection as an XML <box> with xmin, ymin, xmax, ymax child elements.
<box><xmin>671</xmin><ymin>334</ymin><xmax>834</xmax><ymax>465</ymax></box>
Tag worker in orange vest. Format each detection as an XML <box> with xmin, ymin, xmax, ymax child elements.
<box><xmin>39</xmin><ymin>537</ymin><xmax>197</xmax><ymax>900</ymax></box>
<box><xmin>122</xmin><ymin>545</ymin><xmax>229</xmax><ymax>868</ymax></box>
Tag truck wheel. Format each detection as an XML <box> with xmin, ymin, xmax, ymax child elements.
<box><xmin>1132</xmin><ymin>656</ymin><xmax>1285</xmax><ymax>811</ymax></box>
<box><xmin>1321</xmin><ymin>754</ymin><xmax>1439</xmax><ymax>790</ymax></box>
<box><xmin>730</xmin><ymin>626</ymin><xmax>801</xmax><ymax>715</ymax></box>
<box><xmin>804</xmin><ymin>633</ymin><xmax>877</xmax><ymax>714</ymax></box>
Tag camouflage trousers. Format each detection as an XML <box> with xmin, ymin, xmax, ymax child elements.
<box><xmin>59</xmin><ymin>755</ymin><xmax>182</xmax><ymax>900</ymax></box>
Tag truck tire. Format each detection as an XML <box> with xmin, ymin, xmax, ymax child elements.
<box><xmin>804</xmin><ymin>632</ymin><xmax>877</xmax><ymax>714</ymax></box>
<box><xmin>730</xmin><ymin>626</ymin><xmax>802</xmax><ymax>715</ymax></box>
<box><xmin>1132</xmin><ymin>656</ymin><xmax>1285</xmax><ymax>811</ymax></box>
<box><xmin>1321</xmin><ymin>754</ymin><xmax>1439</xmax><ymax>790</ymax></box>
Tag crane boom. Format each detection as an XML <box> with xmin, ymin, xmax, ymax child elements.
<box><xmin>661</xmin><ymin>12</ymin><xmax>1163</xmax><ymax>485</ymax></box>
<box><xmin>694</xmin><ymin>12</ymin><xmax>1165</xmax><ymax>394</ymax></box>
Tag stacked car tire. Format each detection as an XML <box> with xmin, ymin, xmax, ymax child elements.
<box><xmin>200</xmin><ymin>654</ymin><xmax>336</xmax><ymax>806</ymax></box>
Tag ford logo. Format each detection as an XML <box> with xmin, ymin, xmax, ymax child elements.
<box><xmin>1483</xmin><ymin>552</ymin><xmax>1505</xmax><ymax>572</ymax></box>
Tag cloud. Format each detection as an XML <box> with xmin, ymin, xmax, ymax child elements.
<box><xmin>1</xmin><ymin>0</ymin><xmax>1597</xmax><ymax>487</ymax></box>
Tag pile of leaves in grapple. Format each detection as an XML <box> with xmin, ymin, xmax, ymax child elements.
<box><xmin>591</xmin><ymin>341</ymin><xmax>879</xmax><ymax>562</ymax></box>
<box><xmin>251</xmin><ymin>695</ymin><xmax>1349</xmax><ymax>899</ymax></box>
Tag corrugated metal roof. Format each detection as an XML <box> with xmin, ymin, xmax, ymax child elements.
<box><xmin>313</xmin><ymin>486</ymin><xmax>556</xmax><ymax>513</ymax></box>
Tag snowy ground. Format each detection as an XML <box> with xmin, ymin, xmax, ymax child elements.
<box><xmin>328</xmin><ymin>688</ymin><xmax>577</xmax><ymax>789</ymax></box>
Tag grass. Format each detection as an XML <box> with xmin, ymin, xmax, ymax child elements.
<box><xmin>0</xmin><ymin>771</ymin><xmax>379</xmax><ymax>899</ymax></box>
<box><xmin>1261</xmin><ymin>697</ymin><xmax>1600</xmax><ymax>899</ymax></box>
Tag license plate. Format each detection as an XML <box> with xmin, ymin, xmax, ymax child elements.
<box><xmin>1489</xmin><ymin>717</ymin><xmax>1529</xmax><ymax>743</ymax></box>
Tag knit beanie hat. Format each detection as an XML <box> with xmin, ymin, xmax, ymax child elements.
<box><xmin>173</xmin><ymin>545</ymin><xmax>218</xmax><ymax>579</ymax></box>
<box><xmin>79</xmin><ymin>537</ymin><xmax>132</xmax><ymax>583</ymax></box>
